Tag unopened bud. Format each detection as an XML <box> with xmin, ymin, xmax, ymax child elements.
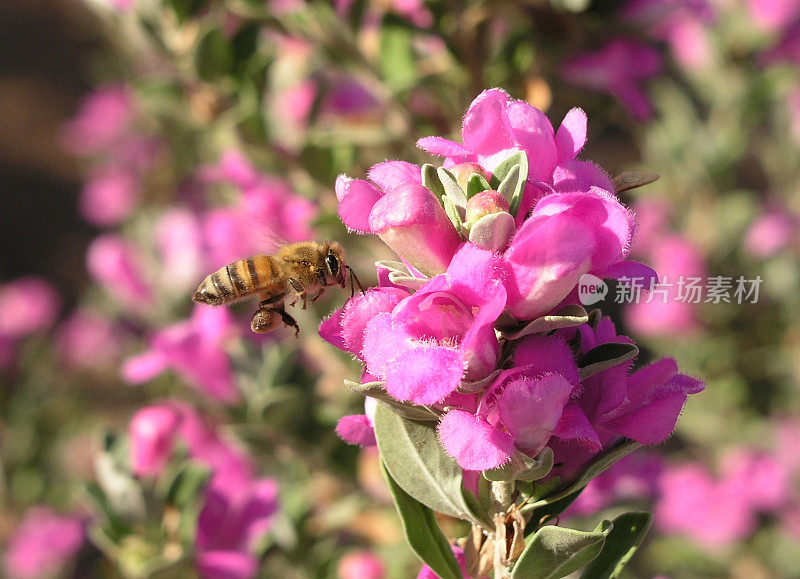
<box><xmin>448</xmin><ymin>163</ymin><xmax>491</xmax><ymax>193</ymax></box>
<box><xmin>465</xmin><ymin>190</ymin><xmax>510</xmax><ymax>224</ymax></box>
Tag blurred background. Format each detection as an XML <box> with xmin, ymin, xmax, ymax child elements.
<box><xmin>2</xmin><ymin>0</ymin><xmax>800</xmax><ymax>577</ymax></box>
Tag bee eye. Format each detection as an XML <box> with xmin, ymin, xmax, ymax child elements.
<box><xmin>326</xmin><ymin>253</ymin><xmax>340</xmax><ymax>277</ymax></box>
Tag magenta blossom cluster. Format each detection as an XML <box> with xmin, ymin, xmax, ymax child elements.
<box><xmin>129</xmin><ymin>402</ymin><xmax>279</xmax><ymax>579</ymax></box>
<box><xmin>3</xmin><ymin>507</ymin><xmax>84</xmax><ymax>579</ymax></box>
<box><xmin>323</xmin><ymin>89</ymin><xmax>703</xmax><ymax>476</ymax></box>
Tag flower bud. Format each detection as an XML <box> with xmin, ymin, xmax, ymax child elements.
<box><xmin>447</xmin><ymin>162</ymin><xmax>491</xmax><ymax>192</ymax></box>
<box><xmin>368</xmin><ymin>183</ymin><xmax>461</xmax><ymax>276</ymax></box>
<box><xmin>465</xmin><ymin>190</ymin><xmax>510</xmax><ymax>224</ymax></box>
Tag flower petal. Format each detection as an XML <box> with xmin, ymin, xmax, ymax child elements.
<box><xmin>384</xmin><ymin>345</ymin><xmax>465</xmax><ymax>404</ymax></box>
<box><xmin>438</xmin><ymin>409</ymin><xmax>514</xmax><ymax>470</ymax></box>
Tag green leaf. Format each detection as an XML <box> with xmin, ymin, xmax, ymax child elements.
<box><xmin>344</xmin><ymin>380</ymin><xmax>439</xmax><ymax>421</ymax></box>
<box><xmin>511</xmin><ymin>520</ymin><xmax>613</xmax><ymax>579</ymax></box>
<box><xmin>580</xmin><ymin>512</ymin><xmax>652</xmax><ymax>579</ymax></box>
<box><xmin>501</xmin><ymin>305</ymin><xmax>589</xmax><ymax>340</ymax></box>
<box><xmin>578</xmin><ymin>343</ymin><xmax>639</xmax><ymax>380</ymax></box>
<box><xmin>611</xmin><ymin>171</ymin><xmax>660</xmax><ymax>192</ymax></box>
<box><xmin>168</xmin><ymin>0</ymin><xmax>206</xmax><ymax>23</ymax></box>
<box><xmin>379</xmin><ymin>25</ymin><xmax>417</xmax><ymax>89</ymax></box>
<box><xmin>438</xmin><ymin>167</ymin><xmax>468</xmax><ymax>211</ymax></box>
<box><xmin>467</xmin><ymin>211</ymin><xmax>515</xmax><ymax>252</ymax></box>
<box><xmin>195</xmin><ymin>28</ymin><xmax>234</xmax><ymax>82</ymax></box>
<box><xmin>467</xmin><ymin>173</ymin><xmax>491</xmax><ymax>199</ymax></box>
<box><xmin>381</xmin><ymin>462</ymin><xmax>463</xmax><ymax>579</ymax></box>
<box><xmin>489</xmin><ymin>151</ymin><xmax>529</xmax><ymax>216</ymax></box>
<box><xmin>484</xmin><ymin>448</ymin><xmax>554</xmax><ymax>483</ymax></box>
<box><xmin>422</xmin><ymin>163</ymin><xmax>445</xmax><ymax>199</ymax></box>
<box><xmin>84</xmin><ymin>482</ymin><xmax>132</xmax><ymax>541</ymax></box>
<box><xmin>443</xmin><ymin>195</ymin><xmax>465</xmax><ymax>236</ymax></box>
<box><xmin>374</xmin><ymin>403</ymin><xmax>484</xmax><ymax>525</ymax></box>
<box><xmin>164</xmin><ymin>462</ymin><xmax>211</xmax><ymax>509</ymax></box>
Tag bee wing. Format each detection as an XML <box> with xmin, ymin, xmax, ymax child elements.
<box><xmin>612</xmin><ymin>171</ymin><xmax>660</xmax><ymax>192</ymax></box>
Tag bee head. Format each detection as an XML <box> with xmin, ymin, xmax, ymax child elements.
<box><xmin>324</xmin><ymin>242</ymin><xmax>346</xmax><ymax>288</ymax></box>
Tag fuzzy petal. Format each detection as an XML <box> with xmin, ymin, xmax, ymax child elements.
<box><xmin>555</xmin><ymin>108</ymin><xmax>588</xmax><ymax>163</ymax></box>
<box><xmin>336</xmin><ymin>177</ymin><xmax>384</xmax><ymax>233</ymax></box>
<box><xmin>551</xmin><ymin>160</ymin><xmax>614</xmax><ymax>193</ymax></box>
<box><xmin>416</xmin><ymin>136</ymin><xmax>473</xmax><ymax>158</ymax></box>
<box><xmin>438</xmin><ymin>409</ymin><xmax>514</xmax><ymax>470</ymax></box>
<box><xmin>368</xmin><ymin>160</ymin><xmax>422</xmax><ymax>192</ymax></box>
<box><xmin>462</xmin><ymin>89</ymin><xmax>516</xmax><ymax>156</ymax></box>
<box><xmin>497</xmin><ymin>374</ymin><xmax>572</xmax><ymax>455</ymax></box>
<box><xmin>384</xmin><ymin>345</ymin><xmax>465</xmax><ymax>404</ymax></box>
<box><xmin>336</xmin><ymin>414</ymin><xmax>377</xmax><ymax>446</ymax></box>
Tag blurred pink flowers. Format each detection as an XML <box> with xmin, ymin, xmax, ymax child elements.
<box><xmin>562</xmin><ymin>39</ymin><xmax>662</xmax><ymax>120</ymax></box>
<box><xmin>123</xmin><ymin>305</ymin><xmax>241</xmax><ymax>403</ymax></box>
<box><xmin>3</xmin><ymin>507</ymin><xmax>84</xmax><ymax>579</ymax></box>
<box><xmin>338</xmin><ymin>551</ymin><xmax>386</xmax><ymax>579</ymax></box>
<box><xmin>129</xmin><ymin>402</ymin><xmax>279</xmax><ymax>578</ymax></box>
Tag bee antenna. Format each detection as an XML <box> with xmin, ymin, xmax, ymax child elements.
<box><xmin>346</xmin><ymin>266</ymin><xmax>364</xmax><ymax>297</ymax></box>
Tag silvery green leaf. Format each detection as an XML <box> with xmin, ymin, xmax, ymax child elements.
<box><xmin>612</xmin><ymin>171</ymin><xmax>660</xmax><ymax>192</ymax></box>
<box><xmin>381</xmin><ymin>463</ymin><xmax>464</xmax><ymax>579</ymax></box>
<box><xmin>501</xmin><ymin>305</ymin><xmax>589</xmax><ymax>340</ymax></box>
<box><xmin>580</xmin><ymin>512</ymin><xmax>652</xmax><ymax>579</ymax></box>
<box><xmin>497</xmin><ymin>164</ymin><xmax>520</xmax><ymax>201</ymax></box>
<box><xmin>467</xmin><ymin>173</ymin><xmax>492</xmax><ymax>199</ymax></box>
<box><xmin>422</xmin><ymin>163</ymin><xmax>445</xmax><ymax>198</ymax></box>
<box><xmin>510</xmin><ymin>520</ymin><xmax>613</xmax><ymax>578</ymax></box>
<box><xmin>578</xmin><ymin>343</ymin><xmax>639</xmax><ymax>380</ymax></box>
<box><xmin>374</xmin><ymin>403</ymin><xmax>487</xmax><ymax>525</ymax></box>
<box><xmin>489</xmin><ymin>151</ymin><xmax>529</xmax><ymax>216</ymax></box>
<box><xmin>437</xmin><ymin>166</ymin><xmax>468</xmax><ymax>211</ymax></box>
<box><xmin>345</xmin><ymin>380</ymin><xmax>440</xmax><ymax>421</ymax></box>
<box><xmin>94</xmin><ymin>453</ymin><xmax>147</xmax><ymax>523</ymax></box>
<box><xmin>468</xmin><ymin>211</ymin><xmax>515</xmax><ymax>252</ymax></box>
<box><xmin>483</xmin><ymin>447</ymin><xmax>554</xmax><ymax>482</ymax></box>
<box><xmin>443</xmin><ymin>194</ymin><xmax>466</xmax><ymax>237</ymax></box>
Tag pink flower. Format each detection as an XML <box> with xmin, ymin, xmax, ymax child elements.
<box><xmin>623</xmin><ymin>0</ymin><xmax>716</xmax><ymax>71</ymax></box>
<box><xmin>626</xmin><ymin>236</ymin><xmax>706</xmax><ymax>336</ymax></box>
<box><xmin>565</xmin><ymin>452</ymin><xmax>663</xmax><ymax>517</ymax></box>
<box><xmin>199</xmin><ymin>153</ymin><xmax>317</xmax><ymax>268</ymax></box>
<box><xmin>56</xmin><ymin>309</ymin><xmax>126</xmax><ymax>371</ymax></box>
<box><xmin>417</xmin><ymin>545</ymin><xmax>471</xmax><ymax>579</ymax></box>
<box><xmin>127</xmin><ymin>403</ymin><xmax>278</xmax><ymax>578</ymax></box>
<box><xmin>563</xmin><ymin>39</ymin><xmax>662</xmax><ymax>120</ymax></box>
<box><xmin>547</xmin><ymin>316</ymin><xmax>703</xmax><ymax>481</ymax></box>
<box><xmin>744</xmin><ymin>208</ymin><xmax>799</xmax><ymax>257</ymax></box>
<box><xmin>3</xmin><ymin>507</ymin><xmax>84</xmax><ymax>579</ymax></box>
<box><xmin>156</xmin><ymin>208</ymin><xmax>206</xmax><ymax>296</ymax></box>
<box><xmin>336</xmin><ymin>397</ymin><xmax>379</xmax><ymax>447</ymax></box>
<box><xmin>745</xmin><ymin>0</ymin><xmax>800</xmax><ymax>32</ymax></box>
<box><xmin>417</xmin><ymin>88</ymin><xmax>559</xmax><ymax>181</ymax></box>
<box><xmin>504</xmin><ymin>187</ymin><xmax>638</xmax><ymax>320</ymax></box>
<box><xmin>122</xmin><ymin>305</ymin><xmax>241</xmax><ymax>403</ymax></box>
<box><xmin>438</xmin><ymin>333</ymin><xmax>579</xmax><ymax>470</ymax></box>
<box><xmin>87</xmin><ymin>234</ymin><xmax>153</xmax><ymax>309</ymax></box>
<box><xmin>62</xmin><ymin>84</ymin><xmax>134</xmax><ymax>156</ymax></box>
<box><xmin>79</xmin><ymin>164</ymin><xmax>140</xmax><ymax>226</ymax></box>
<box><xmin>655</xmin><ymin>463</ymin><xmax>755</xmax><ymax>548</ymax></box>
<box><xmin>338</xmin><ymin>551</ymin><xmax>386</xmax><ymax>579</ymax></box>
<box><xmin>0</xmin><ymin>277</ymin><xmax>60</xmax><ymax>339</ymax></box>
<box><xmin>335</xmin><ymin>165</ymin><xmax>460</xmax><ymax>276</ymax></box>
<box><xmin>360</xmin><ymin>245</ymin><xmax>508</xmax><ymax>404</ymax></box>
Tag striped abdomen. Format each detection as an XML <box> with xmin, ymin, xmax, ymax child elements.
<box><xmin>192</xmin><ymin>255</ymin><xmax>286</xmax><ymax>306</ymax></box>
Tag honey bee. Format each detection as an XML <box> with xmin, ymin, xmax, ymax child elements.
<box><xmin>192</xmin><ymin>241</ymin><xmax>362</xmax><ymax>336</ymax></box>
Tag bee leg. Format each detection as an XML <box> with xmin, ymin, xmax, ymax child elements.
<box><xmin>251</xmin><ymin>307</ymin><xmax>282</xmax><ymax>334</ymax></box>
<box><xmin>278</xmin><ymin>309</ymin><xmax>301</xmax><ymax>338</ymax></box>
<box><xmin>287</xmin><ymin>278</ymin><xmax>307</xmax><ymax>309</ymax></box>
<box><xmin>310</xmin><ymin>287</ymin><xmax>326</xmax><ymax>303</ymax></box>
